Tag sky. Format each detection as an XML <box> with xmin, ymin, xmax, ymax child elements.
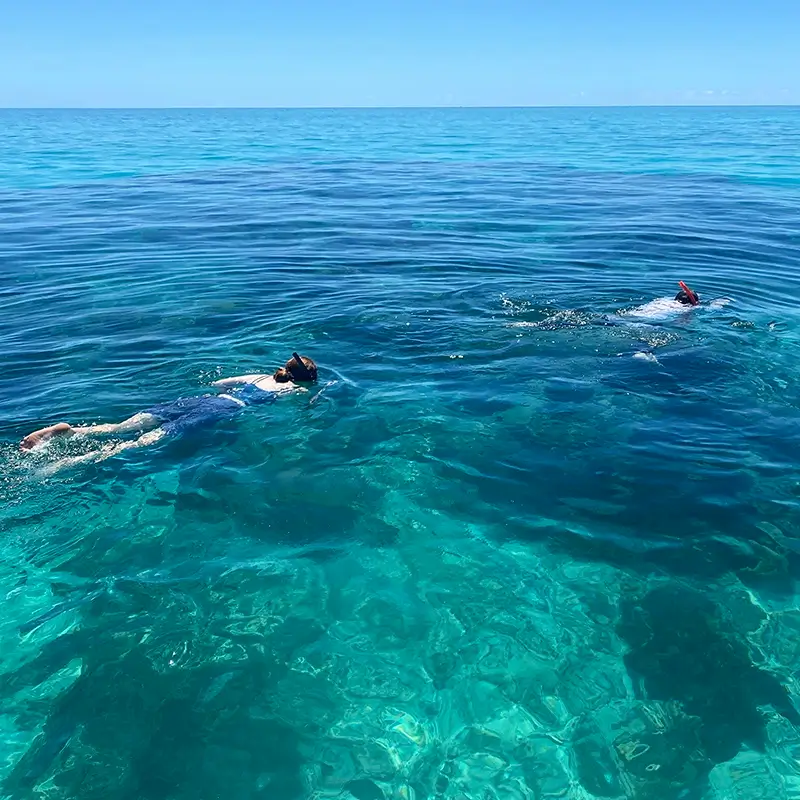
<box><xmin>1</xmin><ymin>0</ymin><xmax>799</xmax><ymax>108</ymax></box>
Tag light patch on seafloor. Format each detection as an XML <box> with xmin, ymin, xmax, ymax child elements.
<box><xmin>289</xmin><ymin>489</ymin><xmax>800</xmax><ymax>799</ymax></box>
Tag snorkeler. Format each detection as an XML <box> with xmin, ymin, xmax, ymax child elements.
<box><xmin>675</xmin><ymin>281</ymin><xmax>699</xmax><ymax>306</ymax></box>
<box><xmin>20</xmin><ymin>353</ymin><xmax>318</xmax><ymax>463</ymax></box>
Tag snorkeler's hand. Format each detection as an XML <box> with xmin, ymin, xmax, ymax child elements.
<box><xmin>20</xmin><ymin>423</ymin><xmax>73</xmax><ymax>451</ymax></box>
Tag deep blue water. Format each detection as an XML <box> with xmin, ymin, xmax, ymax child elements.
<box><xmin>2</xmin><ymin>107</ymin><xmax>800</xmax><ymax>800</ymax></box>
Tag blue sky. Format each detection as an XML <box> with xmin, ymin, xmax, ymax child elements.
<box><xmin>1</xmin><ymin>0</ymin><xmax>798</xmax><ymax>107</ymax></box>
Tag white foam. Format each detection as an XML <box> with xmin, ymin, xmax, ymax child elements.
<box><xmin>621</xmin><ymin>296</ymin><xmax>732</xmax><ymax>322</ymax></box>
<box><xmin>507</xmin><ymin>309</ymin><xmax>592</xmax><ymax>329</ymax></box>
<box><xmin>708</xmin><ymin>297</ymin><xmax>732</xmax><ymax>310</ymax></box>
<box><xmin>619</xmin><ymin>298</ymin><xmax>691</xmax><ymax>321</ymax></box>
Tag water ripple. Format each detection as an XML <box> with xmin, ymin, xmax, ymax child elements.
<box><xmin>2</xmin><ymin>108</ymin><xmax>800</xmax><ymax>800</ymax></box>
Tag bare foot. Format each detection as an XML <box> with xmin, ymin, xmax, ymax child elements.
<box><xmin>20</xmin><ymin>423</ymin><xmax>73</xmax><ymax>451</ymax></box>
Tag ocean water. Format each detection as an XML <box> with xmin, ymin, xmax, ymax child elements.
<box><xmin>2</xmin><ymin>107</ymin><xmax>800</xmax><ymax>800</ymax></box>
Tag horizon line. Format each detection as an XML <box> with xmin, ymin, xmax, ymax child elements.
<box><xmin>1</xmin><ymin>103</ymin><xmax>799</xmax><ymax>111</ymax></box>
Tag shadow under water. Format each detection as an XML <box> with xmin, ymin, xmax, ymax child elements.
<box><xmin>2</xmin><ymin>587</ymin><xmax>313</xmax><ymax>800</ymax></box>
<box><xmin>618</xmin><ymin>585</ymin><xmax>800</xmax><ymax>767</ymax></box>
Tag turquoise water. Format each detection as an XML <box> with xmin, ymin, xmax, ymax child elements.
<box><xmin>2</xmin><ymin>107</ymin><xmax>800</xmax><ymax>800</ymax></box>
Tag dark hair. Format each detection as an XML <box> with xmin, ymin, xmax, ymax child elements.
<box><xmin>274</xmin><ymin>355</ymin><xmax>318</xmax><ymax>383</ymax></box>
<box><xmin>675</xmin><ymin>289</ymin><xmax>699</xmax><ymax>306</ymax></box>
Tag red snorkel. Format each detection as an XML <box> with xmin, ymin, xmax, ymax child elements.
<box><xmin>678</xmin><ymin>281</ymin><xmax>699</xmax><ymax>306</ymax></box>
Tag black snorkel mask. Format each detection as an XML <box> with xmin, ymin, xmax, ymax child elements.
<box><xmin>291</xmin><ymin>352</ymin><xmax>315</xmax><ymax>382</ymax></box>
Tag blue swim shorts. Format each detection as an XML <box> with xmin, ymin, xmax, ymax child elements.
<box><xmin>144</xmin><ymin>395</ymin><xmax>245</xmax><ymax>436</ymax></box>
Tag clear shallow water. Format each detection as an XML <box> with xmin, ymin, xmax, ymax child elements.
<box><xmin>2</xmin><ymin>107</ymin><xmax>800</xmax><ymax>800</ymax></box>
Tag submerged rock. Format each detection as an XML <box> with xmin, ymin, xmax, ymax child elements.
<box><xmin>618</xmin><ymin>584</ymin><xmax>800</xmax><ymax>765</ymax></box>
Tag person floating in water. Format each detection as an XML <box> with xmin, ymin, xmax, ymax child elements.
<box><xmin>20</xmin><ymin>353</ymin><xmax>318</xmax><ymax>464</ymax></box>
<box><xmin>674</xmin><ymin>281</ymin><xmax>699</xmax><ymax>306</ymax></box>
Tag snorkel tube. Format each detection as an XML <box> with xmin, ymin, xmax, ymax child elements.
<box><xmin>291</xmin><ymin>352</ymin><xmax>315</xmax><ymax>382</ymax></box>
<box><xmin>678</xmin><ymin>281</ymin><xmax>699</xmax><ymax>306</ymax></box>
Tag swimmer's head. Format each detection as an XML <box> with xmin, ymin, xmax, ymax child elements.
<box><xmin>675</xmin><ymin>281</ymin><xmax>699</xmax><ymax>306</ymax></box>
<box><xmin>274</xmin><ymin>353</ymin><xmax>318</xmax><ymax>384</ymax></box>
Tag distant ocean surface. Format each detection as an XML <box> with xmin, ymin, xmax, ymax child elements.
<box><xmin>2</xmin><ymin>107</ymin><xmax>800</xmax><ymax>800</ymax></box>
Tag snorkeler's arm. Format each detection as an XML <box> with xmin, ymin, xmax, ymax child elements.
<box><xmin>212</xmin><ymin>374</ymin><xmax>269</xmax><ymax>388</ymax></box>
